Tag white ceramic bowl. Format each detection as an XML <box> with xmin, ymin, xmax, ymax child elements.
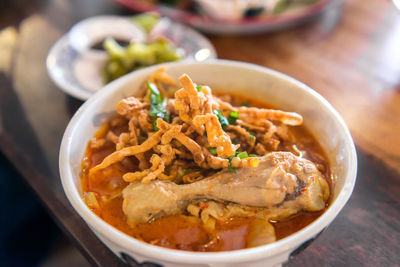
<box><xmin>60</xmin><ymin>60</ymin><xmax>357</xmax><ymax>267</ymax></box>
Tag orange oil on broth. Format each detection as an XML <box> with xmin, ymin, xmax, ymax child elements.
<box><xmin>81</xmin><ymin>93</ymin><xmax>331</xmax><ymax>252</ymax></box>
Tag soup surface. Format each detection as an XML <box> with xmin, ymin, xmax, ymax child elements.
<box><xmin>81</xmin><ymin>69</ymin><xmax>331</xmax><ymax>252</ymax></box>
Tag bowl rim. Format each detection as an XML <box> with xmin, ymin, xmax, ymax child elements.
<box><xmin>60</xmin><ymin>59</ymin><xmax>357</xmax><ymax>263</ymax></box>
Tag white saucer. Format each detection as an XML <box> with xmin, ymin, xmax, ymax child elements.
<box><xmin>46</xmin><ymin>15</ymin><xmax>217</xmax><ymax>100</ymax></box>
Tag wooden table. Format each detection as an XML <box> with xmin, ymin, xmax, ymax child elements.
<box><xmin>0</xmin><ymin>0</ymin><xmax>399</xmax><ymax>266</ymax></box>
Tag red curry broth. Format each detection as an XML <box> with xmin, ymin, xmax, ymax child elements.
<box><xmin>81</xmin><ymin>93</ymin><xmax>331</xmax><ymax>252</ymax></box>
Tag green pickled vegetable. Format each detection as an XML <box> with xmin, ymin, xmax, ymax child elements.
<box><xmin>103</xmin><ymin>37</ymin><xmax>184</xmax><ymax>83</ymax></box>
<box><xmin>103</xmin><ymin>37</ymin><xmax>125</xmax><ymax>59</ymax></box>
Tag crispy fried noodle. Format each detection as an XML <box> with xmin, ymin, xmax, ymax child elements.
<box><xmin>89</xmin><ymin>68</ymin><xmax>303</xmax><ymax>180</ymax></box>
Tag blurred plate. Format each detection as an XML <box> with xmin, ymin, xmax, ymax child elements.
<box><xmin>47</xmin><ymin>15</ymin><xmax>217</xmax><ymax>100</ymax></box>
<box><xmin>115</xmin><ymin>0</ymin><xmax>342</xmax><ymax>34</ymax></box>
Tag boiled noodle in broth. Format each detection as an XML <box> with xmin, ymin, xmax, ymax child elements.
<box><xmin>81</xmin><ymin>67</ymin><xmax>331</xmax><ymax>252</ymax></box>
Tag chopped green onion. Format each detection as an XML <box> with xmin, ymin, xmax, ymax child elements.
<box><xmin>227</xmin><ymin>155</ymin><xmax>237</xmax><ymax>173</ymax></box>
<box><xmin>249</xmin><ymin>135</ymin><xmax>255</xmax><ymax>141</ymax></box>
<box><xmin>149</xmin><ymin>95</ymin><xmax>168</xmax><ymax>118</ymax></box>
<box><xmin>153</xmin><ymin>120</ymin><xmax>159</xmax><ymax>131</ymax></box>
<box><xmin>148</xmin><ymin>81</ymin><xmax>169</xmax><ymax>122</ymax></box>
<box><xmin>213</xmin><ymin>109</ymin><xmax>229</xmax><ymax>129</ymax></box>
<box><xmin>236</xmin><ymin>151</ymin><xmax>249</xmax><ymax>159</ymax></box>
<box><xmin>249</xmin><ymin>154</ymin><xmax>258</xmax><ymax>157</ymax></box>
<box><xmin>227</xmin><ymin>154</ymin><xmax>237</xmax><ymax>173</ymax></box>
<box><xmin>229</xmin><ymin>111</ymin><xmax>239</xmax><ymax>118</ymax></box>
<box><xmin>196</xmin><ymin>85</ymin><xmax>203</xmax><ymax>92</ymax></box>
<box><xmin>147</xmin><ymin>81</ymin><xmax>161</xmax><ymax>97</ymax></box>
<box><xmin>208</xmin><ymin>147</ymin><xmax>218</xmax><ymax>156</ymax></box>
<box><xmin>228</xmin><ymin>111</ymin><xmax>239</xmax><ymax>125</ymax></box>
<box><xmin>228</xmin><ymin>164</ymin><xmax>237</xmax><ymax>173</ymax></box>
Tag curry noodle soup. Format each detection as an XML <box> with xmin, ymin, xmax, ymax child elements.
<box><xmin>81</xmin><ymin>68</ymin><xmax>331</xmax><ymax>252</ymax></box>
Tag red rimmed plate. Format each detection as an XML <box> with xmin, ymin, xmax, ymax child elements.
<box><xmin>114</xmin><ymin>0</ymin><xmax>342</xmax><ymax>34</ymax></box>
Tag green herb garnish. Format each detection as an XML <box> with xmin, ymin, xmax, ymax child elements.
<box><xmin>248</xmin><ymin>130</ymin><xmax>255</xmax><ymax>141</ymax></box>
<box><xmin>196</xmin><ymin>85</ymin><xmax>203</xmax><ymax>92</ymax></box>
<box><xmin>153</xmin><ymin>120</ymin><xmax>159</xmax><ymax>131</ymax></box>
<box><xmin>236</xmin><ymin>151</ymin><xmax>249</xmax><ymax>159</ymax></box>
<box><xmin>227</xmin><ymin>150</ymin><xmax>244</xmax><ymax>173</ymax></box>
<box><xmin>149</xmin><ymin>94</ymin><xmax>168</xmax><ymax>119</ymax></box>
<box><xmin>147</xmin><ymin>81</ymin><xmax>161</xmax><ymax>96</ymax></box>
<box><xmin>227</xmin><ymin>155</ymin><xmax>237</xmax><ymax>173</ymax></box>
<box><xmin>213</xmin><ymin>109</ymin><xmax>229</xmax><ymax>129</ymax></box>
<box><xmin>147</xmin><ymin>81</ymin><xmax>169</xmax><ymax>122</ymax></box>
<box><xmin>228</xmin><ymin>165</ymin><xmax>237</xmax><ymax>173</ymax></box>
<box><xmin>228</xmin><ymin>111</ymin><xmax>239</xmax><ymax>125</ymax></box>
<box><xmin>229</xmin><ymin>111</ymin><xmax>239</xmax><ymax>118</ymax></box>
<box><xmin>208</xmin><ymin>147</ymin><xmax>218</xmax><ymax>156</ymax></box>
